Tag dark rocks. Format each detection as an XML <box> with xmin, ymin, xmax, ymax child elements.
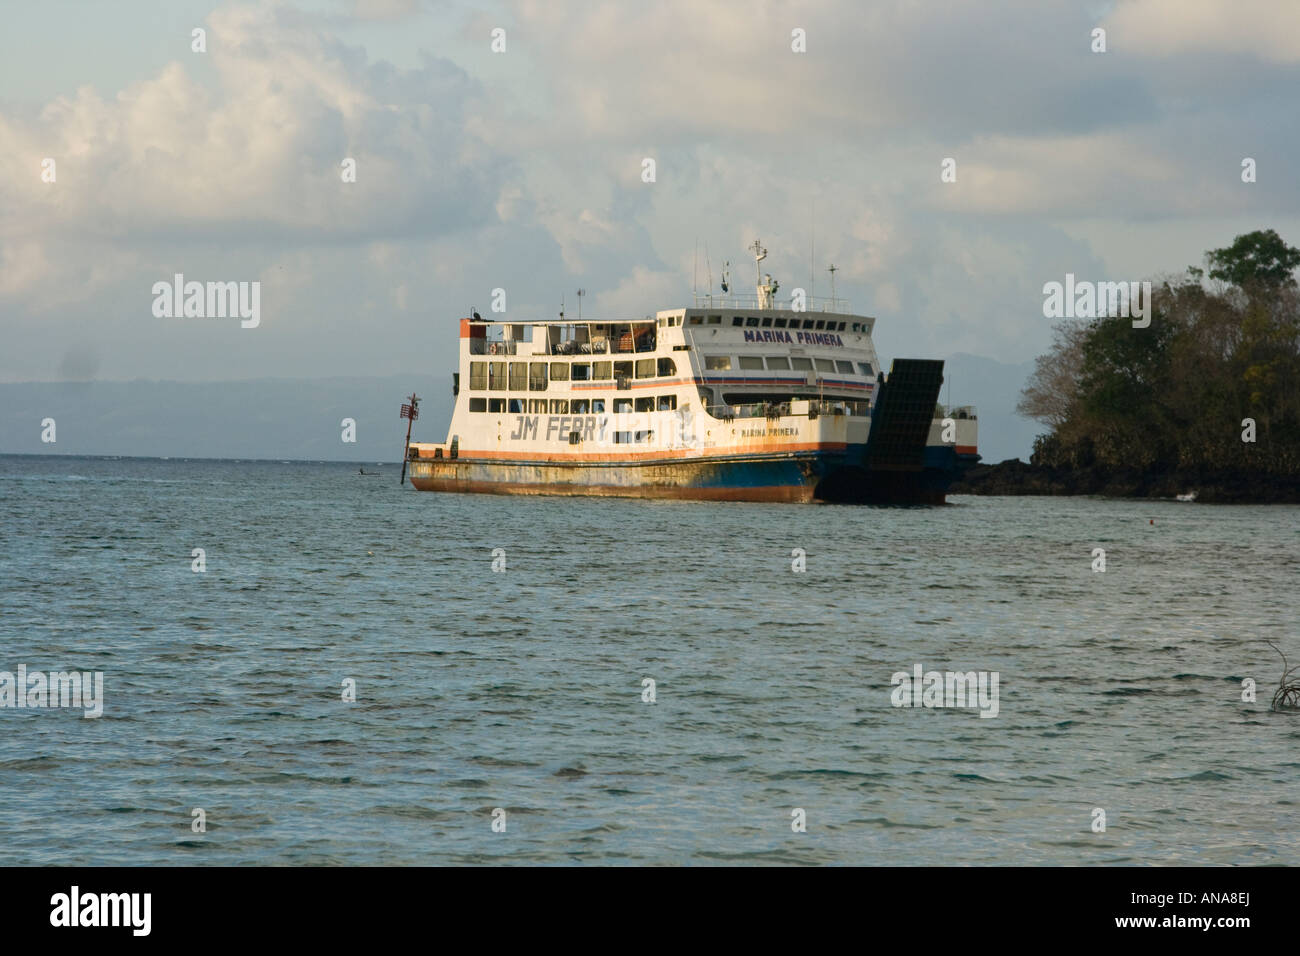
<box><xmin>950</xmin><ymin>459</ymin><xmax>1300</xmax><ymax>503</ymax></box>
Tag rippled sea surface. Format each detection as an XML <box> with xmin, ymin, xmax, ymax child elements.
<box><xmin>1</xmin><ymin>454</ymin><xmax>1297</xmax><ymax>865</ymax></box>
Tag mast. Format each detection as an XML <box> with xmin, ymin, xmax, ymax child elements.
<box><xmin>399</xmin><ymin>392</ymin><xmax>420</xmax><ymax>485</ymax></box>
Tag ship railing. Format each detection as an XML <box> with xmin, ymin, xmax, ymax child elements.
<box><xmin>548</xmin><ymin>339</ymin><xmax>608</xmax><ymax>356</ymax></box>
<box><xmin>705</xmin><ymin>399</ymin><xmax>868</xmax><ymax>421</ymax></box>
<box><xmin>537</xmin><ymin>336</ymin><xmax>658</xmax><ymax>356</ymax></box>
<box><xmin>936</xmin><ymin>404</ymin><xmax>978</xmax><ymax>420</ymax></box>
<box><xmin>691</xmin><ymin>292</ymin><xmax>850</xmax><ymax>313</ymax></box>
<box><xmin>471</xmin><ymin>339</ymin><xmax>519</xmax><ymax>356</ymax></box>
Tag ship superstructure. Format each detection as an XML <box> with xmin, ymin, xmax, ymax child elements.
<box><xmin>407</xmin><ymin>244</ymin><xmax>978</xmax><ymax>502</ymax></box>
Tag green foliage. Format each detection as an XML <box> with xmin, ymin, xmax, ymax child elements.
<box><xmin>1204</xmin><ymin>228</ymin><xmax>1300</xmax><ymax>289</ymax></box>
<box><xmin>1025</xmin><ymin>231</ymin><xmax>1300</xmax><ymax>475</ymax></box>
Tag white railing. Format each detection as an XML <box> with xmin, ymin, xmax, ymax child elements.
<box><xmin>690</xmin><ymin>292</ymin><xmax>850</xmax><ymax>313</ymax></box>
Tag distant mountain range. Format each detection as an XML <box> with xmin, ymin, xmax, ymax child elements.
<box><xmin>0</xmin><ymin>375</ymin><xmax>455</xmax><ymax>462</ymax></box>
<box><xmin>0</xmin><ymin>355</ymin><xmax>1040</xmax><ymax>463</ymax></box>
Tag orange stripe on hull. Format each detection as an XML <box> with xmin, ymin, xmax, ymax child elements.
<box><xmin>425</xmin><ymin>442</ymin><xmax>847</xmax><ymax>463</ymax></box>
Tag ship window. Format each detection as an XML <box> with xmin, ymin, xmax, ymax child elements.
<box><xmin>529</xmin><ymin>363</ymin><xmax>549</xmax><ymax>390</ymax></box>
<box><xmin>837</xmin><ymin>321</ymin><xmax>847</xmax><ymax>331</ymax></box>
<box><xmin>707</xmin><ymin>315</ymin><xmax>722</xmax><ymax>325</ymax></box>
<box><xmin>761</xmin><ymin>316</ymin><xmax>773</xmax><ymax>327</ymax></box>
<box><xmin>615</xmin><ymin>361</ymin><xmax>634</xmax><ymax>381</ymax></box>
<box><xmin>766</xmin><ymin>356</ymin><xmax>791</xmax><ymax>370</ymax></box>
<box><xmin>858</xmin><ymin>362</ymin><xmax>874</xmax><ymax>376</ymax></box>
<box><xmin>550</xmin><ymin>400</ymin><xmax>568</xmax><ymax>413</ymax></box>
<box><xmin>508</xmin><ymin>362</ymin><xmax>527</xmax><ymax>390</ymax></box>
<box><xmin>697</xmin><ymin>387</ymin><xmax>714</xmax><ymax>407</ymax></box>
<box><xmin>572</xmin><ymin>363</ymin><xmax>591</xmax><ymax>381</ymax></box>
<box><xmin>836</xmin><ymin>360</ymin><xmax>854</xmax><ymax>374</ymax></box>
<box><xmin>774</xmin><ymin>317</ymin><xmax>788</xmax><ymax>328</ymax></box>
<box><xmin>593</xmin><ymin>361</ymin><xmax>612</xmax><ymax>380</ymax></box>
<box><xmin>704</xmin><ymin>355</ymin><xmax>731</xmax><ymax>370</ymax></box>
<box><xmin>688</xmin><ymin>315</ymin><xmax>703</xmax><ymax>325</ymax></box>
<box><xmin>658</xmin><ymin>394</ymin><xmax>677</xmax><ymax>411</ymax></box>
<box><xmin>614</xmin><ymin>398</ymin><xmax>633</xmax><ymax>413</ymax></box>
<box><xmin>791</xmin><ymin>357</ymin><xmax>813</xmax><ymax>370</ymax></box>
<box><xmin>571</xmin><ymin>399</ymin><xmax>590</xmax><ymax>414</ymax></box>
<box><xmin>550</xmin><ymin>362</ymin><xmax>569</xmax><ymax>381</ymax></box>
<box><xmin>738</xmin><ymin>356</ymin><xmax>764</xmax><ymax>370</ymax></box>
<box><xmin>657</xmin><ymin>357</ymin><xmax>676</xmax><ymax>376</ymax></box>
<box><xmin>469</xmin><ymin>362</ymin><xmax>487</xmax><ymax>390</ymax></box>
<box><xmin>591</xmin><ymin>399</ymin><xmax>606</xmax><ymax>413</ymax></box>
<box><xmin>569</xmin><ymin>431</ymin><xmax>581</xmax><ymax>444</ymax></box>
<box><xmin>488</xmin><ymin>398</ymin><xmax>506</xmax><ymax>413</ymax></box>
<box><xmin>635</xmin><ymin>396</ymin><xmax>655</xmax><ymax>412</ymax></box>
<box><xmin>615</xmin><ymin>430</ymin><xmax>652</xmax><ymax>444</ymax></box>
<box><xmin>636</xmin><ymin>359</ymin><xmax>655</xmax><ymax>378</ymax></box>
<box><xmin>732</xmin><ymin>316</ymin><xmax>744</xmax><ymax>326</ymax></box>
<box><xmin>745</xmin><ymin>316</ymin><xmax>760</xmax><ymax>327</ymax></box>
<box><xmin>815</xmin><ymin>358</ymin><xmax>835</xmax><ymax>372</ymax></box>
<box><xmin>814</xmin><ymin>320</ymin><xmax>826</xmax><ymax>330</ymax></box>
<box><xmin>508</xmin><ymin>398</ymin><xmax>525</xmax><ymax>413</ymax></box>
<box><xmin>489</xmin><ymin>361</ymin><xmax>507</xmax><ymax>390</ymax></box>
<box><xmin>469</xmin><ymin>398</ymin><xmax>487</xmax><ymax>412</ymax></box>
<box><xmin>529</xmin><ymin>399</ymin><xmax>546</xmax><ymax>413</ymax></box>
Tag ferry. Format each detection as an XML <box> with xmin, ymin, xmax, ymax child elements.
<box><xmin>407</xmin><ymin>242</ymin><xmax>978</xmax><ymax>503</ymax></box>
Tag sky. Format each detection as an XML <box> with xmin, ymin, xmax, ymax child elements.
<box><xmin>2</xmin><ymin>0</ymin><xmax>1298</xmax><ymax>396</ymax></box>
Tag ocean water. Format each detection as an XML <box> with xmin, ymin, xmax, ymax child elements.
<box><xmin>0</xmin><ymin>453</ymin><xmax>1296</xmax><ymax>866</ymax></box>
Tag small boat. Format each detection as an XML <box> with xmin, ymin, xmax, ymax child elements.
<box><xmin>1175</xmin><ymin>490</ymin><xmax>1197</xmax><ymax>502</ymax></box>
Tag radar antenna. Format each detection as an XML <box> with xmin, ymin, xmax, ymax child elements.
<box><xmin>749</xmin><ymin>239</ymin><xmax>767</xmax><ymax>288</ymax></box>
<box><xmin>752</xmin><ymin>239</ymin><xmax>778</xmax><ymax>308</ymax></box>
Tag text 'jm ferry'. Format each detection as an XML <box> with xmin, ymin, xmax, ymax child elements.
<box><xmin>407</xmin><ymin>242</ymin><xmax>978</xmax><ymax>503</ymax></box>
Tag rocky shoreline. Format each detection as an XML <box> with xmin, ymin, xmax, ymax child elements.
<box><xmin>949</xmin><ymin>459</ymin><xmax>1300</xmax><ymax>504</ymax></box>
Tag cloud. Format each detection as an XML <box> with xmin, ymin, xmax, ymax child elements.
<box><xmin>1105</xmin><ymin>0</ymin><xmax>1300</xmax><ymax>64</ymax></box>
<box><xmin>1</xmin><ymin>0</ymin><xmax>1297</xmax><ymax>387</ymax></box>
<box><xmin>0</xmin><ymin>3</ymin><xmax>501</xmax><ymax>250</ymax></box>
<box><xmin>346</xmin><ymin>0</ymin><xmax>422</xmax><ymax>20</ymax></box>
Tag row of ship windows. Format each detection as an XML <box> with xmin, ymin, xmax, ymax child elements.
<box><xmin>705</xmin><ymin>355</ymin><xmax>872</xmax><ymax>375</ymax></box>
<box><xmin>468</xmin><ymin>358</ymin><xmax>676</xmax><ymax>390</ymax></box>
<box><xmin>468</xmin><ymin>396</ymin><xmax>678</xmax><ymax>414</ymax></box>
<box><xmin>684</xmin><ymin>315</ymin><xmax>861</xmax><ymax>332</ymax></box>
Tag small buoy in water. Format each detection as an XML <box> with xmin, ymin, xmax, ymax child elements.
<box><xmin>367</xmin><ymin>551</ymin><xmax>374</xmax><ymax>556</ymax></box>
<box><xmin>1149</xmin><ymin>519</ymin><xmax>1154</xmax><ymax>525</ymax></box>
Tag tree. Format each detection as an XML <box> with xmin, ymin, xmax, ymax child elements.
<box><xmin>1023</xmin><ymin>231</ymin><xmax>1300</xmax><ymax>477</ymax></box>
<box><xmin>1203</xmin><ymin>229</ymin><xmax>1300</xmax><ymax>289</ymax></box>
<box><xmin>1016</xmin><ymin>320</ymin><xmax>1088</xmax><ymax>428</ymax></box>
